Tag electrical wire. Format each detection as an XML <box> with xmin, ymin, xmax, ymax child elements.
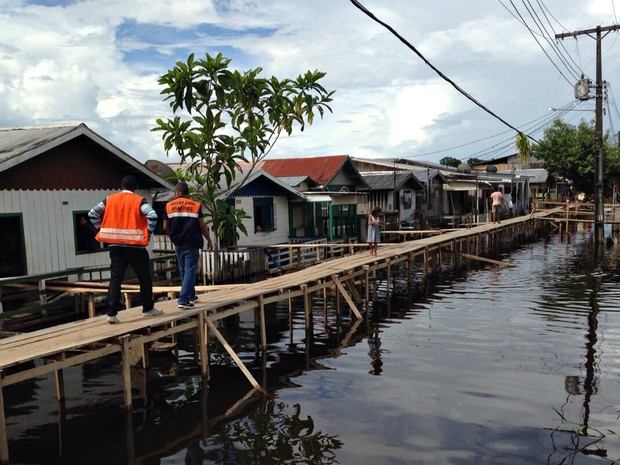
<box><xmin>348</xmin><ymin>0</ymin><xmax>530</xmax><ymax>140</ymax></box>
<box><xmin>522</xmin><ymin>0</ymin><xmax>582</xmax><ymax>80</ymax></box>
<box><xmin>533</xmin><ymin>0</ymin><xmax>585</xmax><ymax>76</ymax></box>
<box><xmin>505</xmin><ymin>0</ymin><xmax>577</xmax><ymax>86</ymax></box>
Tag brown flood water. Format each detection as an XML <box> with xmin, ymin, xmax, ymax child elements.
<box><xmin>5</xmin><ymin>228</ymin><xmax>620</xmax><ymax>465</ymax></box>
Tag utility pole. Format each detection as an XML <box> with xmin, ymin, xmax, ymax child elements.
<box><xmin>556</xmin><ymin>25</ymin><xmax>620</xmax><ymax>245</ymax></box>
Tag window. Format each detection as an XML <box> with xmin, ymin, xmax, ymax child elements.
<box><xmin>74</xmin><ymin>211</ymin><xmax>103</xmax><ymax>254</ymax></box>
<box><xmin>253</xmin><ymin>197</ymin><xmax>275</xmax><ymax>232</ymax></box>
<box><xmin>403</xmin><ymin>190</ymin><xmax>412</xmax><ymax>209</ymax></box>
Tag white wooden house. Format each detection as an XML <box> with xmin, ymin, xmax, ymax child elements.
<box><xmin>0</xmin><ymin>123</ymin><xmax>174</xmax><ymax>278</ymax></box>
<box><xmin>219</xmin><ymin>169</ymin><xmax>308</xmax><ymax>246</ymax></box>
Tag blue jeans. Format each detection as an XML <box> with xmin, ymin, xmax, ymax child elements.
<box><xmin>175</xmin><ymin>247</ymin><xmax>199</xmax><ymax>304</ymax></box>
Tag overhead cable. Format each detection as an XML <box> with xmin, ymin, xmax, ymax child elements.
<box><xmin>348</xmin><ymin>0</ymin><xmax>529</xmax><ymax>140</ymax></box>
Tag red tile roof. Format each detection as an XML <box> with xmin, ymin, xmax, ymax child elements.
<box><xmin>251</xmin><ymin>155</ymin><xmax>350</xmax><ymax>186</ymax></box>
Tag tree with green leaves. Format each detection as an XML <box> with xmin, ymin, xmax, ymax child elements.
<box><xmin>152</xmin><ymin>53</ymin><xmax>334</xmax><ymax>281</ymax></box>
<box><xmin>532</xmin><ymin>118</ymin><xmax>620</xmax><ymax>194</ymax></box>
<box><xmin>439</xmin><ymin>156</ymin><xmax>461</xmax><ymax>168</ymax></box>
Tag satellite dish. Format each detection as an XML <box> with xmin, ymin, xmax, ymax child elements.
<box><xmin>486</xmin><ymin>165</ymin><xmax>498</xmax><ymax>173</ymax></box>
<box><xmin>145</xmin><ymin>160</ymin><xmax>178</xmax><ymax>184</ymax></box>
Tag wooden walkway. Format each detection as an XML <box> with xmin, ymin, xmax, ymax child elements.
<box><xmin>0</xmin><ymin>211</ymin><xmax>552</xmax><ymax>464</ymax></box>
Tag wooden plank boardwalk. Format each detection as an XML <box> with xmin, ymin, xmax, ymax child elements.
<box><xmin>0</xmin><ymin>211</ymin><xmax>553</xmax><ymax>464</ymax></box>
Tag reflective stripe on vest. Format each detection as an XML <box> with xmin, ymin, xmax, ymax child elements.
<box><xmin>96</xmin><ymin>192</ymin><xmax>149</xmax><ymax>246</ymax></box>
<box><xmin>166</xmin><ymin>198</ymin><xmax>201</xmax><ymax>218</ymax></box>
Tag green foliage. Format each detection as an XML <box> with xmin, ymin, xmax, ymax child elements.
<box><xmin>532</xmin><ymin>118</ymin><xmax>620</xmax><ymax>194</ymax></box>
<box><xmin>467</xmin><ymin>157</ymin><xmax>486</xmax><ymax>165</ymax></box>
<box><xmin>152</xmin><ymin>52</ymin><xmax>334</xmax><ymax>260</ymax></box>
<box><xmin>440</xmin><ymin>156</ymin><xmax>461</xmax><ymax>168</ymax></box>
<box><xmin>516</xmin><ymin>131</ymin><xmax>532</xmax><ymax>164</ymax></box>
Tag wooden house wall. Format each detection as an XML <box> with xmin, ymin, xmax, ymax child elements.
<box><xmin>0</xmin><ymin>189</ymin><xmax>155</xmax><ymax>275</ymax></box>
<box><xmin>234</xmin><ymin>196</ymin><xmax>290</xmax><ymax>246</ymax></box>
<box><xmin>2</xmin><ymin>137</ymin><xmax>163</xmax><ymax>190</ymax></box>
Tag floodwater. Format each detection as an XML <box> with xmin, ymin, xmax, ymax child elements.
<box><xmin>6</xmin><ymin>228</ymin><xmax>620</xmax><ymax>465</ymax></box>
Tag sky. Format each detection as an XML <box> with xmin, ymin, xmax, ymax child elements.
<box><xmin>1</xmin><ymin>0</ymin><xmax>619</xmax><ymax>166</ymax></box>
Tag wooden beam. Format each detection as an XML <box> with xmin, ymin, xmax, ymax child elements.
<box><xmin>120</xmin><ymin>335</ymin><xmax>133</xmax><ymax>410</ymax></box>
<box><xmin>258</xmin><ymin>295</ymin><xmax>267</xmax><ymax>351</ymax></box>
<box><xmin>54</xmin><ymin>353</ymin><xmax>66</xmax><ymax>401</ymax></box>
<box><xmin>461</xmin><ymin>252</ymin><xmax>517</xmax><ymax>268</ymax></box>
<box><xmin>331</xmin><ymin>275</ymin><xmax>363</xmax><ymax>320</ymax></box>
<box><xmin>205</xmin><ymin>319</ymin><xmax>269</xmax><ymax>396</ymax></box>
<box><xmin>197</xmin><ymin>312</ymin><xmax>208</xmax><ymax>380</ymax></box>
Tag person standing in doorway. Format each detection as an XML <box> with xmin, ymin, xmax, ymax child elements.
<box><xmin>490</xmin><ymin>186</ymin><xmax>503</xmax><ymax>224</ymax></box>
<box><xmin>89</xmin><ymin>175</ymin><xmax>162</xmax><ymax>324</ymax></box>
<box><xmin>367</xmin><ymin>207</ymin><xmax>383</xmax><ymax>256</ymax></box>
<box><xmin>163</xmin><ymin>182</ymin><xmax>213</xmax><ymax>309</ymax></box>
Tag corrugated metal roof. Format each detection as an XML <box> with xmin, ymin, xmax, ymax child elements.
<box><xmin>361</xmin><ymin>172</ymin><xmax>424</xmax><ymax>190</ymax></box>
<box><xmin>0</xmin><ymin>124</ymin><xmax>82</xmax><ymax>168</ymax></box>
<box><xmin>215</xmin><ymin>169</ymin><xmax>306</xmax><ymax>200</ymax></box>
<box><xmin>0</xmin><ymin>123</ymin><xmax>175</xmax><ymax>190</ymax></box>
<box><xmin>277</xmin><ymin>176</ymin><xmax>317</xmax><ymax>188</ymax></box>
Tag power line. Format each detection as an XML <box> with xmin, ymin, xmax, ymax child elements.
<box><xmin>504</xmin><ymin>0</ymin><xmax>577</xmax><ymax>86</ymax></box>
<box><xmin>533</xmin><ymin>0</ymin><xmax>585</xmax><ymax>76</ymax></box>
<box><xmin>348</xmin><ymin>0</ymin><xmax>527</xmax><ymax>138</ymax></box>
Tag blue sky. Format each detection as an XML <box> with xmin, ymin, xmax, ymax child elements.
<box><xmin>0</xmin><ymin>0</ymin><xmax>618</xmax><ymax>165</ymax></box>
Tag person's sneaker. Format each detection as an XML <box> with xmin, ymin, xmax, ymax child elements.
<box><xmin>190</xmin><ymin>296</ymin><xmax>199</xmax><ymax>304</ymax></box>
<box><xmin>178</xmin><ymin>302</ymin><xmax>195</xmax><ymax>310</ymax></box>
<box><xmin>143</xmin><ymin>307</ymin><xmax>164</xmax><ymax>317</ymax></box>
<box><xmin>107</xmin><ymin>315</ymin><xmax>120</xmax><ymax>324</ymax></box>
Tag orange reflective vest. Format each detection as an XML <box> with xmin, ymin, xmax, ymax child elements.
<box><xmin>96</xmin><ymin>192</ymin><xmax>149</xmax><ymax>246</ymax></box>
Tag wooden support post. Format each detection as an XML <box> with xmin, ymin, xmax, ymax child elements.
<box><xmin>124</xmin><ymin>293</ymin><xmax>131</xmax><ymax>310</ymax></box>
<box><xmin>406</xmin><ymin>253</ymin><xmax>412</xmax><ymax>287</ymax></box>
<box><xmin>141</xmin><ymin>340</ymin><xmax>150</xmax><ymax>370</ymax></box>
<box><xmin>120</xmin><ymin>335</ymin><xmax>133</xmax><ymax>410</ymax></box>
<box><xmin>323</xmin><ymin>284</ymin><xmax>327</xmax><ymax>314</ymax></box>
<box><xmin>331</xmin><ymin>275</ymin><xmax>363</xmax><ymax>320</ymax></box>
<box><xmin>386</xmin><ymin>260</ymin><xmax>392</xmax><ymax>299</ymax></box>
<box><xmin>364</xmin><ymin>265</ymin><xmax>370</xmax><ymax>308</ymax></box>
<box><xmin>259</xmin><ymin>295</ymin><xmax>267</xmax><ymax>351</ymax></box>
<box><xmin>288</xmin><ymin>296</ymin><xmax>294</xmax><ymax>345</ymax></box>
<box><xmin>55</xmin><ymin>354</ymin><xmax>65</xmax><ymax>401</ymax></box>
<box><xmin>197</xmin><ymin>312</ymin><xmax>209</xmax><ymax>380</ymax></box>
<box><xmin>302</xmin><ymin>284</ymin><xmax>310</xmax><ymax>329</ymax></box>
<box><xmin>87</xmin><ymin>292</ymin><xmax>95</xmax><ymax>319</ymax></box>
<box><xmin>0</xmin><ymin>371</ymin><xmax>8</xmax><ymax>465</ymax></box>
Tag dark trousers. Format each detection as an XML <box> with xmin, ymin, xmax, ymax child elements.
<box><xmin>107</xmin><ymin>246</ymin><xmax>154</xmax><ymax>316</ymax></box>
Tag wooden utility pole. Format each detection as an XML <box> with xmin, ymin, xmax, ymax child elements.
<box><xmin>556</xmin><ymin>25</ymin><xmax>620</xmax><ymax>244</ymax></box>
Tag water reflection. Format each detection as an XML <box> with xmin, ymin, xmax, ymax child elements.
<box><xmin>7</xmin><ymin>231</ymin><xmax>620</xmax><ymax>464</ymax></box>
<box><xmin>367</xmin><ymin>328</ymin><xmax>383</xmax><ymax>375</ymax></box>
<box><xmin>199</xmin><ymin>401</ymin><xmax>343</xmax><ymax>464</ymax></box>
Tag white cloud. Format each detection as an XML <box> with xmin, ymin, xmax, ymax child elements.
<box><xmin>0</xmin><ymin>0</ymin><xmax>618</xmax><ymax>164</ymax></box>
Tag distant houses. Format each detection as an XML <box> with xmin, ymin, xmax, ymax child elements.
<box><xmin>0</xmin><ymin>122</ymin><xmax>546</xmax><ymax>282</ymax></box>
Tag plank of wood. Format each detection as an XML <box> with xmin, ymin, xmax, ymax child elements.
<box><xmin>461</xmin><ymin>252</ymin><xmax>517</xmax><ymax>268</ymax></box>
